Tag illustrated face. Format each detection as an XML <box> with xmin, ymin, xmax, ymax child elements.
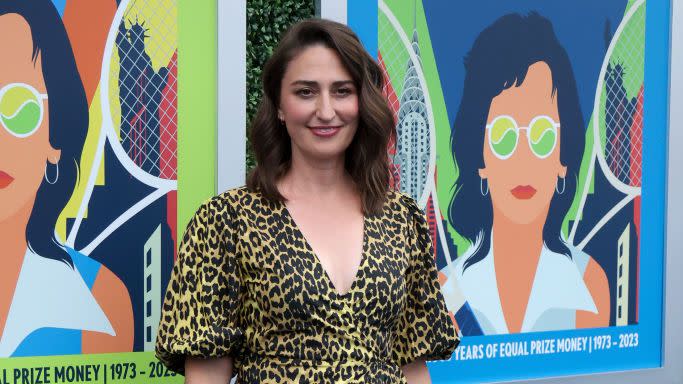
<box><xmin>479</xmin><ymin>61</ymin><xmax>567</xmax><ymax>225</ymax></box>
<box><xmin>0</xmin><ymin>14</ymin><xmax>61</xmax><ymax>223</ymax></box>
<box><xmin>278</xmin><ymin>44</ymin><xmax>359</xmax><ymax>164</ymax></box>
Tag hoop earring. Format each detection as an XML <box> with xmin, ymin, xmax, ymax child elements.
<box><xmin>556</xmin><ymin>176</ymin><xmax>566</xmax><ymax>195</ymax></box>
<box><xmin>45</xmin><ymin>161</ymin><xmax>59</xmax><ymax>185</ymax></box>
<box><xmin>480</xmin><ymin>178</ymin><xmax>489</xmax><ymax>196</ymax></box>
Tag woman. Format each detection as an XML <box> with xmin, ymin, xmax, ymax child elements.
<box><xmin>0</xmin><ymin>0</ymin><xmax>132</xmax><ymax>356</ymax></box>
<box><xmin>156</xmin><ymin>19</ymin><xmax>458</xmax><ymax>383</ymax></box>
<box><xmin>444</xmin><ymin>12</ymin><xmax>610</xmax><ymax>335</ymax></box>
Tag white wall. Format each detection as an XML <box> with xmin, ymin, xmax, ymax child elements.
<box><xmin>217</xmin><ymin>0</ymin><xmax>247</xmax><ymax>193</ymax></box>
<box><xmin>663</xmin><ymin>0</ymin><xmax>683</xmax><ymax>378</ymax></box>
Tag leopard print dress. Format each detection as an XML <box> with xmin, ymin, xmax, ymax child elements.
<box><xmin>156</xmin><ymin>187</ymin><xmax>459</xmax><ymax>383</ymax></box>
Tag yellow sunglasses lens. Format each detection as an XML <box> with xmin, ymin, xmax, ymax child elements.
<box><xmin>0</xmin><ymin>85</ymin><xmax>42</xmax><ymax>137</ymax></box>
<box><xmin>529</xmin><ymin>117</ymin><xmax>557</xmax><ymax>158</ymax></box>
<box><xmin>490</xmin><ymin>116</ymin><xmax>517</xmax><ymax>158</ymax></box>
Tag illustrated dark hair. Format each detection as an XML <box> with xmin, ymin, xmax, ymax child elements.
<box><xmin>449</xmin><ymin>12</ymin><xmax>584</xmax><ymax>270</ymax></box>
<box><xmin>246</xmin><ymin>18</ymin><xmax>394</xmax><ymax>215</ymax></box>
<box><xmin>1</xmin><ymin>0</ymin><xmax>88</xmax><ymax>266</ymax></box>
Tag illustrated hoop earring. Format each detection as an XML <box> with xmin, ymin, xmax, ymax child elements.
<box><xmin>480</xmin><ymin>178</ymin><xmax>489</xmax><ymax>196</ymax></box>
<box><xmin>45</xmin><ymin>161</ymin><xmax>59</xmax><ymax>185</ymax></box>
<box><xmin>556</xmin><ymin>176</ymin><xmax>566</xmax><ymax>195</ymax></box>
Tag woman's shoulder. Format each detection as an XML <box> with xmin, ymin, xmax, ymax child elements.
<box><xmin>376</xmin><ymin>190</ymin><xmax>429</xmax><ymax>232</ymax></box>
<box><xmin>215</xmin><ymin>185</ymin><xmax>253</xmax><ymax>201</ymax></box>
<box><xmin>202</xmin><ymin>185</ymin><xmax>264</xmax><ymax>209</ymax></box>
<box><xmin>384</xmin><ymin>189</ymin><xmax>422</xmax><ymax>216</ymax></box>
<box><xmin>198</xmin><ymin>185</ymin><xmax>281</xmax><ymax>220</ymax></box>
<box><xmin>384</xmin><ymin>189</ymin><xmax>413</xmax><ymax>207</ymax></box>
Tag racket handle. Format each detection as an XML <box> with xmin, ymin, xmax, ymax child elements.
<box><xmin>455</xmin><ymin>302</ymin><xmax>484</xmax><ymax>336</ymax></box>
<box><xmin>442</xmin><ymin>270</ymin><xmax>466</xmax><ymax>313</ymax></box>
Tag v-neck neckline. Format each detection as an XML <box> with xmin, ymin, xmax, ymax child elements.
<box><xmin>280</xmin><ymin>201</ymin><xmax>368</xmax><ymax>299</ymax></box>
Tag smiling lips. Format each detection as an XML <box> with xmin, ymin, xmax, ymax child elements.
<box><xmin>309</xmin><ymin>126</ymin><xmax>341</xmax><ymax>137</ymax></box>
<box><xmin>511</xmin><ymin>185</ymin><xmax>536</xmax><ymax>199</ymax></box>
<box><xmin>0</xmin><ymin>171</ymin><xmax>14</xmax><ymax>189</ymax></box>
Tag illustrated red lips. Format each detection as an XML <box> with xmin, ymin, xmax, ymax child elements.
<box><xmin>511</xmin><ymin>185</ymin><xmax>536</xmax><ymax>200</ymax></box>
<box><xmin>309</xmin><ymin>126</ymin><xmax>341</xmax><ymax>137</ymax></box>
<box><xmin>0</xmin><ymin>171</ymin><xmax>14</xmax><ymax>189</ymax></box>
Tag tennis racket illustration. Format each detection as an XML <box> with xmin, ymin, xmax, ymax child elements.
<box><xmin>568</xmin><ymin>0</ymin><xmax>644</xmax><ymax>250</ymax></box>
<box><xmin>66</xmin><ymin>0</ymin><xmax>178</xmax><ymax>255</ymax></box>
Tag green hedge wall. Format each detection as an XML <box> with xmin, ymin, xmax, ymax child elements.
<box><xmin>246</xmin><ymin>0</ymin><xmax>316</xmax><ymax>172</ymax></box>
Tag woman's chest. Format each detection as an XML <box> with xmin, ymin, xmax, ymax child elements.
<box><xmin>236</xmin><ymin>213</ymin><xmax>412</xmax><ymax>328</ymax></box>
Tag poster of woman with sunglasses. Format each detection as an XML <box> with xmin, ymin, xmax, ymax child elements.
<box><xmin>370</xmin><ymin>0</ymin><xmax>666</xmax><ymax>380</ymax></box>
<box><xmin>0</xmin><ymin>0</ymin><xmax>181</xmax><ymax>362</ymax></box>
<box><xmin>0</xmin><ymin>0</ymin><xmax>134</xmax><ymax>356</ymax></box>
<box><xmin>442</xmin><ymin>12</ymin><xmax>613</xmax><ymax>335</ymax></box>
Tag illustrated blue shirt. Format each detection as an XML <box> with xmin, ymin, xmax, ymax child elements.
<box><xmin>0</xmin><ymin>248</ymin><xmax>114</xmax><ymax>357</ymax></box>
<box><xmin>441</xmin><ymin>237</ymin><xmax>596</xmax><ymax>335</ymax></box>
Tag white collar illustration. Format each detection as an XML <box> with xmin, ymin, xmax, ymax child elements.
<box><xmin>442</xmin><ymin>234</ymin><xmax>597</xmax><ymax>334</ymax></box>
<box><xmin>0</xmin><ymin>248</ymin><xmax>115</xmax><ymax>356</ymax></box>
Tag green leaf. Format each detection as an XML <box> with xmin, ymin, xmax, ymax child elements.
<box><xmin>245</xmin><ymin>0</ymin><xmax>315</xmax><ymax>174</ymax></box>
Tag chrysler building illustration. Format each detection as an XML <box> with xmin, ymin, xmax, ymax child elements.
<box><xmin>395</xmin><ymin>3</ymin><xmax>430</xmax><ymax>202</ymax></box>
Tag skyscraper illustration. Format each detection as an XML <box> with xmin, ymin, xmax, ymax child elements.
<box><xmin>616</xmin><ymin>224</ymin><xmax>630</xmax><ymax>326</ymax></box>
<box><xmin>395</xmin><ymin>5</ymin><xmax>431</xmax><ymax>202</ymax></box>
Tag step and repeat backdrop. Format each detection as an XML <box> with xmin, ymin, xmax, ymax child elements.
<box><xmin>0</xmin><ymin>0</ymin><xmax>672</xmax><ymax>383</ymax></box>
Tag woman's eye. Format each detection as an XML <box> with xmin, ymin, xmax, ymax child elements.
<box><xmin>296</xmin><ymin>88</ymin><xmax>314</xmax><ymax>97</ymax></box>
<box><xmin>336</xmin><ymin>87</ymin><xmax>353</xmax><ymax>96</ymax></box>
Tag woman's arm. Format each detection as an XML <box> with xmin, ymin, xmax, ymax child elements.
<box><xmin>401</xmin><ymin>359</ymin><xmax>431</xmax><ymax>384</ymax></box>
<box><xmin>185</xmin><ymin>357</ymin><xmax>233</xmax><ymax>384</ymax></box>
<box><xmin>82</xmin><ymin>266</ymin><xmax>134</xmax><ymax>353</ymax></box>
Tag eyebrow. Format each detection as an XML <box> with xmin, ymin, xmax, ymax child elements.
<box><xmin>289</xmin><ymin>80</ymin><xmax>355</xmax><ymax>87</ymax></box>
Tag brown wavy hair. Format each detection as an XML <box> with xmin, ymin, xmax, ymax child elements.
<box><xmin>246</xmin><ymin>18</ymin><xmax>394</xmax><ymax>215</ymax></box>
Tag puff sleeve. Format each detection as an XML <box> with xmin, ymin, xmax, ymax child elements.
<box><xmin>156</xmin><ymin>197</ymin><xmax>243</xmax><ymax>374</ymax></box>
<box><xmin>391</xmin><ymin>196</ymin><xmax>460</xmax><ymax>367</ymax></box>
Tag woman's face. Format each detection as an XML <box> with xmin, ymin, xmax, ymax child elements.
<box><xmin>0</xmin><ymin>14</ymin><xmax>60</xmax><ymax>223</ymax></box>
<box><xmin>479</xmin><ymin>61</ymin><xmax>567</xmax><ymax>225</ymax></box>
<box><xmin>278</xmin><ymin>44</ymin><xmax>359</xmax><ymax>164</ymax></box>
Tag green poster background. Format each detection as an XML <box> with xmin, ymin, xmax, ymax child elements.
<box><xmin>177</xmin><ymin>0</ymin><xmax>217</xmax><ymax>232</ymax></box>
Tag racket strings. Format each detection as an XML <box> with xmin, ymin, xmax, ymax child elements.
<box><xmin>600</xmin><ymin>5</ymin><xmax>644</xmax><ymax>189</ymax></box>
<box><xmin>110</xmin><ymin>0</ymin><xmax>178</xmax><ymax>180</ymax></box>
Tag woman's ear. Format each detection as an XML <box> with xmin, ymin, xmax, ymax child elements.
<box><xmin>47</xmin><ymin>148</ymin><xmax>61</xmax><ymax>164</ymax></box>
<box><xmin>478</xmin><ymin>167</ymin><xmax>488</xmax><ymax>179</ymax></box>
<box><xmin>559</xmin><ymin>165</ymin><xmax>567</xmax><ymax>178</ymax></box>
